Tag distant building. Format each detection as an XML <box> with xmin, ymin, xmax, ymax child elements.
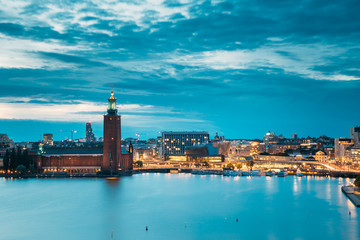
<box><xmin>161</xmin><ymin>131</ymin><xmax>209</xmax><ymax>159</ymax></box>
<box><xmin>85</xmin><ymin>122</ymin><xmax>96</xmax><ymax>142</ymax></box>
<box><xmin>211</xmin><ymin>132</ymin><xmax>225</xmax><ymax>142</ymax></box>
<box><xmin>323</xmin><ymin>145</ymin><xmax>335</xmax><ymax>160</ymax></box>
<box><xmin>350</xmin><ymin>127</ymin><xmax>360</xmax><ymax>145</ymax></box>
<box><xmin>155</xmin><ymin>136</ymin><xmax>162</xmax><ymax>158</ymax></box>
<box><xmin>263</xmin><ymin>131</ymin><xmax>278</xmax><ymax>149</ymax></box>
<box><xmin>0</xmin><ymin>133</ymin><xmax>14</xmax><ymax>149</ymax></box>
<box><xmin>43</xmin><ymin>133</ymin><xmax>54</xmax><ymax>146</ymax></box>
<box><xmin>292</xmin><ymin>133</ymin><xmax>298</xmax><ymax>140</ymax></box>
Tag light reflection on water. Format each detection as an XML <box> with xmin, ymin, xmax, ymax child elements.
<box><xmin>0</xmin><ymin>174</ymin><xmax>359</xmax><ymax>240</ymax></box>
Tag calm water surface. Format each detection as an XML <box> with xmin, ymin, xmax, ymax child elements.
<box><xmin>0</xmin><ymin>174</ymin><xmax>359</xmax><ymax>240</ymax></box>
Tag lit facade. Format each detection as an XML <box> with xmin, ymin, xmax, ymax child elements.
<box><xmin>161</xmin><ymin>131</ymin><xmax>209</xmax><ymax>159</ymax></box>
<box><xmin>350</xmin><ymin>146</ymin><xmax>360</xmax><ymax>163</ymax></box>
<box><xmin>334</xmin><ymin>138</ymin><xmax>354</xmax><ymax>161</ymax></box>
<box><xmin>314</xmin><ymin>150</ymin><xmax>328</xmax><ymax>162</ymax></box>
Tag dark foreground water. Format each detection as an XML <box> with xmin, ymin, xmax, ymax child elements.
<box><xmin>0</xmin><ymin>174</ymin><xmax>359</xmax><ymax>240</ymax></box>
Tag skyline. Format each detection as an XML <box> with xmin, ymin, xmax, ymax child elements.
<box><xmin>1</xmin><ymin>0</ymin><xmax>360</xmax><ymax>141</ymax></box>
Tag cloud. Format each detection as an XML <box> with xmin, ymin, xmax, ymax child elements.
<box><xmin>166</xmin><ymin>43</ymin><xmax>360</xmax><ymax>81</ymax></box>
<box><xmin>0</xmin><ymin>0</ymin><xmax>360</xmax><ymax>140</ymax></box>
<box><xmin>0</xmin><ymin>96</ymin><xmax>208</xmax><ymax>129</ymax></box>
<box><xmin>0</xmin><ymin>33</ymin><xmax>91</xmax><ymax>69</ymax></box>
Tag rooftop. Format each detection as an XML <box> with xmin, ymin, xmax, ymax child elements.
<box><xmin>162</xmin><ymin>131</ymin><xmax>209</xmax><ymax>135</ymax></box>
<box><xmin>43</xmin><ymin>147</ymin><xmax>130</xmax><ymax>155</ymax></box>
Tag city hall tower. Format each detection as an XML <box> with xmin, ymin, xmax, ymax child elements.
<box><xmin>102</xmin><ymin>91</ymin><xmax>121</xmax><ymax>172</ymax></box>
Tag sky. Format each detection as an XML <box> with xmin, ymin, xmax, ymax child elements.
<box><xmin>0</xmin><ymin>0</ymin><xmax>360</xmax><ymax>142</ymax></box>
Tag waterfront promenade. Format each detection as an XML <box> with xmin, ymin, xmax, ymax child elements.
<box><xmin>342</xmin><ymin>186</ymin><xmax>360</xmax><ymax>207</ymax></box>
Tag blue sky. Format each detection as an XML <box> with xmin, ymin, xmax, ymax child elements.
<box><xmin>0</xmin><ymin>0</ymin><xmax>360</xmax><ymax>142</ymax></box>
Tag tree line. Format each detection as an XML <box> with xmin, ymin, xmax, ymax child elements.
<box><xmin>2</xmin><ymin>148</ymin><xmax>33</xmax><ymax>173</ymax></box>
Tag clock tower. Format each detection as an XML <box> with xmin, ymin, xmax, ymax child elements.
<box><xmin>102</xmin><ymin>91</ymin><xmax>121</xmax><ymax>173</ymax></box>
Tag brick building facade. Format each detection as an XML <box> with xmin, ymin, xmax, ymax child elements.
<box><xmin>34</xmin><ymin>91</ymin><xmax>133</xmax><ymax>175</ymax></box>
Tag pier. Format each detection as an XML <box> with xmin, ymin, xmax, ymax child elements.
<box><xmin>342</xmin><ymin>186</ymin><xmax>360</xmax><ymax>207</ymax></box>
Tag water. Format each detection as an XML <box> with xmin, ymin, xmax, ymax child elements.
<box><xmin>0</xmin><ymin>174</ymin><xmax>359</xmax><ymax>240</ymax></box>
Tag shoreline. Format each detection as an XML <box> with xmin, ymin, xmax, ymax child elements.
<box><xmin>342</xmin><ymin>186</ymin><xmax>360</xmax><ymax>207</ymax></box>
<box><xmin>1</xmin><ymin>168</ymin><xmax>359</xmax><ymax>179</ymax></box>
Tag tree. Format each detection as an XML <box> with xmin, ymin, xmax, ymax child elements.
<box><xmin>22</xmin><ymin>149</ymin><xmax>30</xmax><ymax>169</ymax></box>
<box><xmin>354</xmin><ymin>175</ymin><xmax>360</xmax><ymax>188</ymax></box>
<box><xmin>235</xmin><ymin>162</ymin><xmax>242</xmax><ymax>169</ymax></box>
<box><xmin>226</xmin><ymin>162</ymin><xmax>234</xmax><ymax>169</ymax></box>
<box><xmin>16</xmin><ymin>147</ymin><xmax>22</xmax><ymax>167</ymax></box>
<box><xmin>246</xmin><ymin>160</ymin><xmax>255</xmax><ymax>171</ymax></box>
<box><xmin>16</xmin><ymin>165</ymin><xmax>27</xmax><ymax>174</ymax></box>
<box><xmin>9</xmin><ymin>148</ymin><xmax>16</xmax><ymax>171</ymax></box>
<box><xmin>3</xmin><ymin>149</ymin><xmax>10</xmax><ymax>172</ymax></box>
<box><xmin>134</xmin><ymin>160</ymin><xmax>143</xmax><ymax>168</ymax></box>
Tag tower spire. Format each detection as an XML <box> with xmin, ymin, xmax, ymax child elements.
<box><xmin>107</xmin><ymin>91</ymin><xmax>118</xmax><ymax>115</ymax></box>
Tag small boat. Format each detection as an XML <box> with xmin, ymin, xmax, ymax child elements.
<box><xmin>192</xmin><ymin>170</ymin><xmax>204</xmax><ymax>175</ymax></box>
<box><xmin>278</xmin><ymin>169</ymin><xmax>288</xmax><ymax>177</ymax></box>
<box><xmin>251</xmin><ymin>170</ymin><xmax>262</xmax><ymax>176</ymax></box>
<box><xmin>296</xmin><ymin>168</ymin><xmax>303</xmax><ymax>177</ymax></box>
<box><xmin>223</xmin><ymin>170</ymin><xmax>241</xmax><ymax>176</ymax></box>
<box><xmin>265</xmin><ymin>170</ymin><xmax>275</xmax><ymax>176</ymax></box>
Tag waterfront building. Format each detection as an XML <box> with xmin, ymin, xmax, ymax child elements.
<box><xmin>34</xmin><ymin>91</ymin><xmax>133</xmax><ymax>174</ymax></box>
<box><xmin>85</xmin><ymin>122</ymin><xmax>96</xmax><ymax>142</ymax></box>
<box><xmin>161</xmin><ymin>131</ymin><xmax>209</xmax><ymax>159</ymax></box>
<box><xmin>43</xmin><ymin>133</ymin><xmax>53</xmax><ymax>146</ymax></box>
<box><xmin>334</xmin><ymin>138</ymin><xmax>354</xmax><ymax>162</ymax></box>
<box><xmin>133</xmin><ymin>143</ymin><xmax>155</xmax><ymax>161</ymax></box>
<box><xmin>182</xmin><ymin>141</ymin><xmax>230</xmax><ymax>163</ymax></box>
<box><xmin>350</xmin><ymin>146</ymin><xmax>360</xmax><ymax>163</ymax></box>
<box><xmin>314</xmin><ymin>150</ymin><xmax>328</xmax><ymax>162</ymax></box>
<box><xmin>184</xmin><ymin>143</ymin><xmax>224</xmax><ymax>162</ymax></box>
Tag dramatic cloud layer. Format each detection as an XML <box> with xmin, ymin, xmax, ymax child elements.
<box><xmin>0</xmin><ymin>0</ymin><xmax>359</xmax><ymax>141</ymax></box>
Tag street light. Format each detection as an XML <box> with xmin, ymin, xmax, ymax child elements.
<box><xmin>60</xmin><ymin>130</ymin><xmax>78</xmax><ymax>141</ymax></box>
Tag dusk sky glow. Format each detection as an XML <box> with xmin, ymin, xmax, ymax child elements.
<box><xmin>1</xmin><ymin>0</ymin><xmax>360</xmax><ymax>141</ymax></box>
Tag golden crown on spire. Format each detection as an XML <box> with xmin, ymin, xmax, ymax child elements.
<box><xmin>110</xmin><ymin>91</ymin><xmax>115</xmax><ymax>99</ymax></box>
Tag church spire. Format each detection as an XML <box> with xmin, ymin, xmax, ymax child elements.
<box><xmin>107</xmin><ymin>91</ymin><xmax>118</xmax><ymax>115</ymax></box>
